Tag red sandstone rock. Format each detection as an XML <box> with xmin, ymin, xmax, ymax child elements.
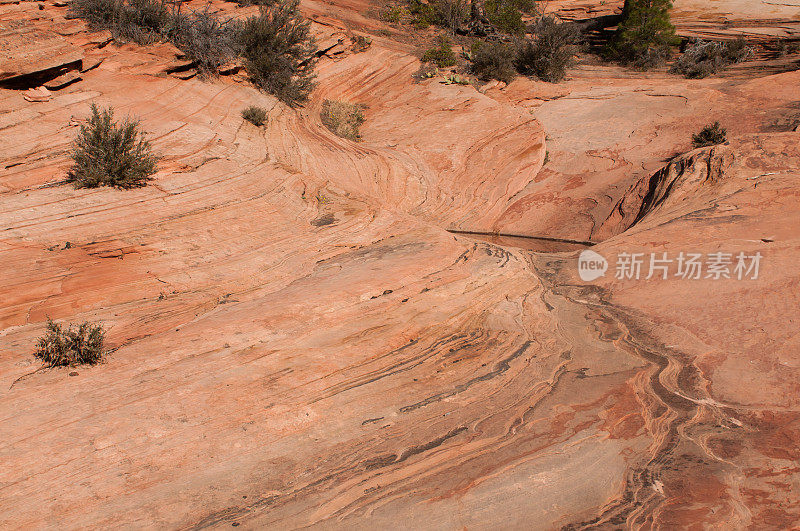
<box><xmin>0</xmin><ymin>20</ymin><xmax>82</xmax><ymax>83</ymax></box>
<box><xmin>43</xmin><ymin>70</ymin><xmax>81</xmax><ymax>89</ymax></box>
<box><xmin>0</xmin><ymin>0</ymin><xmax>798</xmax><ymax>528</ymax></box>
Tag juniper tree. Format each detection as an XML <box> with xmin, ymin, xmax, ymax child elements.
<box><xmin>606</xmin><ymin>0</ymin><xmax>679</xmax><ymax>69</ymax></box>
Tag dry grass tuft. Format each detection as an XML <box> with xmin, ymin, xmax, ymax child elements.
<box><xmin>241</xmin><ymin>105</ymin><xmax>268</xmax><ymax>126</ymax></box>
<box><xmin>321</xmin><ymin>100</ymin><xmax>365</xmax><ymax>141</ymax></box>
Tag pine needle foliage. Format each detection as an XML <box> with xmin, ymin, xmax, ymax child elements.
<box><xmin>606</xmin><ymin>0</ymin><xmax>679</xmax><ymax>69</ymax></box>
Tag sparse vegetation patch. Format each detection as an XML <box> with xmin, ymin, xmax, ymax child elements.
<box><xmin>230</xmin><ymin>0</ymin><xmax>276</xmax><ymax>6</ymax></box>
<box><xmin>775</xmin><ymin>39</ymin><xmax>800</xmax><ymax>57</ymax></box>
<box><xmin>69</xmin><ymin>0</ymin><xmax>240</xmax><ymax>75</ymax></box>
<box><xmin>377</xmin><ymin>0</ymin><xmax>543</xmax><ymax>44</ymax></box>
<box><xmin>34</xmin><ymin>319</ymin><xmax>106</xmax><ymax>368</ymax></box>
<box><xmin>381</xmin><ymin>4</ymin><xmax>405</xmax><ymax>24</ymax></box>
<box><xmin>68</xmin><ymin>104</ymin><xmax>158</xmax><ymax>189</ymax></box>
<box><xmin>69</xmin><ymin>0</ymin><xmax>318</xmax><ymax>103</ymax></box>
<box><xmin>413</xmin><ymin>63</ymin><xmax>439</xmax><ymax>81</ymax></box>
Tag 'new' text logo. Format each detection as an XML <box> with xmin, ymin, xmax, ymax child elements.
<box><xmin>578</xmin><ymin>250</ymin><xmax>608</xmax><ymax>281</ymax></box>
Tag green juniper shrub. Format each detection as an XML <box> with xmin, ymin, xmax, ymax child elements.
<box><xmin>68</xmin><ymin>104</ymin><xmax>158</xmax><ymax>189</ymax></box>
<box><xmin>241</xmin><ymin>105</ymin><xmax>268</xmax><ymax>126</ymax></box>
<box><xmin>407</xmin><ymin>0</ymin><xmax>440</xmax><ymax>28</ymax></box>
<box><xmin>422</xmin><ymin>36</ymin><xmax>457</xmax><ymax>67</ymax></box>
<box><xmin>321</xmin><ymin>100</ymin><xmax>366</xmax><ymax>141</ymax></box>
<box><xmin>692</xmin><ymin>121</ymin><xmax>727</xmax><ymax>148</ymax></box>
<box><xmin>34</xmin><ymin>319</ymin><xmax>106</xmax><ymax>368</ymax></box>
<box><xmin>515</xmin><ymin>16</ymin><xmax>580</xmax><ymax>82</ymax></box>
<box><xmin>381</xmin><ymin>4</ymin><xmax>404</xmax><ymax>23</ymax></box>
<box><xmin>238</xmin><ymin>0</ymin><xmax>318</xmax><ymax>106</ymax></box>
<box><xmin>470</xmin><ymin>40</ymin><xmax>516</xmax><ymax>83</ymax></box>
<box><xmin>671</xmin><ymin>37</ymin><xmax>753</xmax><ymax>78</ymax></box>
<box><xmin>484</xmin><ymin>0</ymin><xmax>525</xmax><ymax>35</ymax></box>
<box><xmin>605</xmin><ymin>0</ymin><xmax>679</xmax><ymax>70</ymax></box>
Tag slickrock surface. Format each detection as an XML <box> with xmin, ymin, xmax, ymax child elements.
<box><xmin>1</xmin><ymin>0</ymin><xmax>798</xmax><ymax>528</ymax></box>
<box><xmin>0</xmin><ymin>20</ymin><xmax>83</xmax><ymax>82</ymax></box>
<box><xmin>552</xmin><ymin>0</ymin><xmax>800</xmax><ymax>40</ymax></box>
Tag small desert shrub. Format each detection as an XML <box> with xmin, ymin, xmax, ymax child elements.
<box><xmin>351</xmin><ymin>35</ymin><xmax>372</xmax><ymax>53</ymax></box>
<box><xmin>775</xmin><ymin>39</ymin><xmax>800</xmax><ymax>57</ymax></box>
<box><xmin>241</xmin><ymin>105</ymin><xmax>268</xmax><ymax>126</ymax></box>
<box><xmin>435</xmin><ymin>0</ymin><xmax>469</xmax><ymax>33</ymax></box>
<box><xmin>422</xmin><ymin>36</ymin><xmax>457</xmax><ymax>67</ymax></box>
<box><xmin>68</xmin><ymin>104</ymin><xmax>158</xmax><ymax>189</ymax></box>
<box><xmin>606</xmin><ymin>0</ymin><xmax>679</xmax><ymax>70</ymax></box>
<box><xmin>69</xmin><ymin>0</ymin><xmax>171</xmax><ymax>44</ymax></box>
<box><xmin>470</xmin><ymin>40</ymin><xmax>516</xmax><ymax>83</ymax></box>
<box><xmin>671</xmin><ymin>37</ymin><xmax>753</xmax><ymax>78</ymax></box>
<box><xmin>238</xmin><ymin>0</ymin><xmax>318</xmax><ymax>106</ymax></box>
<box><xmin>321</xmin><ymin>100</ymin><xmax>365</xmax><ymax>141</ymax></box>
<box><xmin>692</xmin><ymin>121</ymin><xmax>727</xmax><ymax>148</ymax></box>
<box><xmin>516</xmin><ymin>16</ymin><xmax>580</xmax><ymax>82</ymax></box>
<box><xmin>723</xmin><ymin>36</ymin><xmax>753</xmax><ymax>63</ymax></box>
<box><xmin>169</xmin><ymin>7</ymin><xmax>241</xmax><ymax>75</ymax></box>
<box><xmin>34</xmin><ymin>319</ymin><xmax>105</xmax><ymax>368</ymax></box>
